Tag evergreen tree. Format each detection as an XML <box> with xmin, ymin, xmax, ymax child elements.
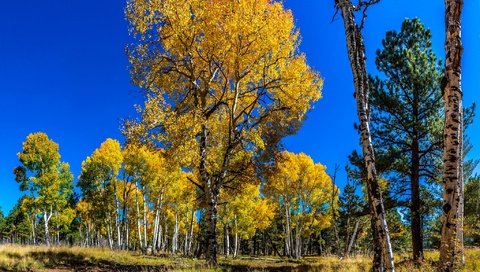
<box><xmin>369</xmin><ymin>18</ymin><xmax>444</xmax><ymax>261</ymax></box>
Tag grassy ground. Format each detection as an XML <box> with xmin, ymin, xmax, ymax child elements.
<box><xmin>0</xmin><ymin>245</ymin><xmax>479</xmax><ymax>271</ymax></box>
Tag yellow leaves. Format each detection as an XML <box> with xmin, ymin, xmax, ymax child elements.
<box><xmin>16</xmin><ymin>132</ymin><xmax>73</xmax><ymax>215</ymax></box>
<box><xmin>18</xmin><ymin>132</ymin><xmax>60</xmax><ymax>173</ymax></box>
<box><xmin>265</xmin><ymin>151</ymin><xmax>338</xmax><ymax>232</ymax></box>
<box><xmin>89</xmin><ymin>138</ymin><xmax>123</xmax><ymax>176</ymax></box>
<box><xmin>219</xmin><ymin>183</ymin><xmax>276</xmax><ymax>239</ymax></box>
<box><xmin>127</xmin><ymin>0</ymin><xmax>322</xmax><ymax>177</ymax></box>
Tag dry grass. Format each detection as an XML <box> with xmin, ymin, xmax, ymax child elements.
<box><xmin>0</xmin><ymin>245</ymin><xmax>479</xmax><ymax>271</ymax></box>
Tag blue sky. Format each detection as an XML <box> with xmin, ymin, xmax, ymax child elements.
<box><xmin>0</xmin><ymin>0</ymin><xmax>478</xmax><ymax>214</ymax></box>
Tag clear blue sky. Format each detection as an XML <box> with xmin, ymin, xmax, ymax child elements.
<box><xmin>0</xmin><ymin>0</ymin><xmax>478</xmax><ymax>214</ymax></box>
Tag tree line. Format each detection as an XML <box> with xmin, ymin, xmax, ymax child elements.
<box><xmin>0</xmin><ymin>0</ymin><xmax>475</xmax><ymax>271</ymax></box>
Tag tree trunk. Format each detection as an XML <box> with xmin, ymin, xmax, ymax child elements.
<box><xmin>184</xmin><ymin>210</ymin><xmax>189</xmax><ymax>255</ymax></box>
<box><xmin>456</xmin><ymin>114</ymin><xmax>465</xmax><ymax>265</ymax></box>
<box><xmin>205</xmin><ymin>183</ymin><xmax>219</xmax><ymax>266</ymax></box>
<box><xmin>158</xmin><ymin>223</ymin><xmax>163</xmax><ymax>251</ymax></box>
<box><xmin>114</xmin><ymin>190</ymin><xmax>121</xmax><ymax>249</ymax></box>
<box><xmin>44</xmin><ymin>210</ymin><xmax>50</xmax><ymax>246</ymax></box>
<box><xmin>172</xmin><ymin>210</ymin><xmax>179</xmax><ymax>253</ymax></box>
<box><xmin>188</xmin><ymin>210</ymin><xmax>194</xmax><ymax>254</ymax></box>
<box><xmin>335</xmin><ymin>1</ymin><xmax>394</xmax><ymax>270</ymax></box>
<box><xmin>135</xmin><ymin>187</ymin><xmax>143</xmax><ymax>249</ymax></box>
<box><xmin>372</xmin><ymin>217</ymin><xmax>383</xmax><ymax>272</ymax></box>
<box><xmin>143</xmin><ymin>192</ymin><xmax>148</xmax><ymax>249</ymax></box>
<box><xmin>411</xmin><ymin>133</ymin><xmax>423</xmax><ymax>262</ymax></box>
<box><xmin>225</xmin><ymin>224</ymin><xmax>230</xmax><ymax>257</ymax></box>
<box><xmin>153</xmin><ymin>193</ymin><xmax>163</xmax><ymax>252</ymax></box>
<box><xmin>294</xmin><ymin>224</ymin><xmax>302</xmax><ymax>259</ymax></box>
<box><xmin>346</xmin><ymin>219</ymin><xmax>359</xmax><ymax>256</ymax></box>
<box><xmin>31</xmin><ymin>216</ymin><xmax>36</xmax><ymax>245</ymax></box>
<box><xmin>439</xmin><ymin>0</ymin><xmax>463</xmax><ymax>271</ymax></box>
<box><xmin>234</xmin><ymin>215</ymin><xmax>239</xmax><ymax>258</ymax></box>
<box><xmin>284</xmin><ymin>202</ymin><xmax>292</xmax><ymax>258</ymax></box>
<box><xmin>106</xmin><ymin>217</ymin><xmax>113</xmax><ymax>249</ymax></box>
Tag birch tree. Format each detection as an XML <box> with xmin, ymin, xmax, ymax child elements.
<box><xmin>264</xmin><ymin>151</ymin><xmax>338</xmax><ymax>259</ymax></box>
<box><xmin>78</xmin><ymin>138</ymin><xmax>123</xmax><ymax>249</ymax></box>
<box><xmin>126</xmin><ymin>0</ymin><xmax>322</xmax><ymax>265</ymax></box>
<box><xmin>333</xmin><ymin>0</ymin><xmax>394</xmax><ymax>270</ymax></box>
<box><xmin>15</xmin><ymin>132</ymin><xmax>73</xmax><ymax>246</ymax></box>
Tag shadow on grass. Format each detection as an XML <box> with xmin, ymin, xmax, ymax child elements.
<box><xmin>3</xmin><ymin>250</ymin><xmax>170</xmax><ymax>272</ymax></box>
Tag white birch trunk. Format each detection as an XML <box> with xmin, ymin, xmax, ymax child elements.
<box><xmin>172</xmin><ymin>210</ymin><xmax>179</xmax><ymax>253</ymax></box>
<box><xmin>335</xmin><ymin>1</ymin><xmax>394</xmax><ymax>270</ymax></box>
<box><xmin>234</xmin><ymin>215</ymin><xmax>239</xmax><ymax>258</ymax></box>
<box><xmin>43</xmin><ymin>209</ymin><xmax>52</xmax><ymax>246</ymax></box>
<box><xmin>188</xmin><ymin>210</ymin><xmax>194</xmax><ymax>254</ymax></box>
<box><xmin>225</xmin><ymin>224</ymin><xmax>230</xmax><ymax>257</ymax></box>
<box><xmin>346</xmin><ymin>220</ymin><xmax>360</xmax><ymax>256</ymax></box>
<box><xmin>143</xmin><ymin>193</ymin><xmax>148</xmax><ymax>249</ymax></box>
<box><xmin>135</xmin><ymin>187</ymin><xmax>143</xmax><ymax>249</ymax></box>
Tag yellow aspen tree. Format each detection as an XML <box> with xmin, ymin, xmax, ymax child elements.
<box><xmin>264</xmin><ymin>151</ymin><xmax>338</xmax><ymax>259</ymax></box>
<box><xmin>15</xmin><ymin>132</ymin><xmax>73</xmax><ymax>247</ymax></box>
<box><xmin>125</xmin><ymin>0</ymin><xmax>322</xmax><ymax>265</ymax></box>
<box><xmin>78</xmin><ymin>138</ymin><xmax>123</xmax><ymax>249</ymax></box>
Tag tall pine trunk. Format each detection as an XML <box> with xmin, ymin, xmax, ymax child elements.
<box><xmin>439</xmin><ymin>0</ymin><xmax>464</xmax><ymax>270</ymax></box>
<box><xmin>411</xmin><ymin>129</ymin><xmax>423</xmax><ymax>261</ymax></box>
<box><xmin>335</xmin><ymin>1</ymin><xmax>394</xmax><ymax>270</ymax></box>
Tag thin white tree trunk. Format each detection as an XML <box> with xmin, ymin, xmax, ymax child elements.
<box><xmin>114</xmin><ymin>190</ymin><xmax>121</xmax><ymax>249</ymax></box>
<box><xmin>143</xmin><ymin>192</ymin><xmax>148</xmax><ymax>249</ymax></box>
<box><xmin>295</xmin><ymin>224</ymin><xmax>302</xmax><ymax>259</ymax></box>
<box><xmin>188</xmin><ymin>210</ymin><xmax>194</xmax><ymax>254</ymax></box>
<box><xmin>43</xmin><ymin>210</ymin><xmax>52</xmax><ymax>246</ymax></box>
<box><xmin>135</xmin><ymin>187</ymin><xmax>143</xmax><ymax>249</ymax></box>
<box><xmin>153</xmin><ymin>194</ymin><xmax>163</xmax><ymax>252</ymax></box>
<box><xmin>225</xmin><ymin>224</ymin><xmax>230</xmax><ymax>257</ymax></box>
<box><xmin>284</xmin><ymin>202</ymin><xmax>292</xmax><ymax>257</ymax></box>
<box><xmin>172</xmin><ymin>210</ymin><xmax>179</xmax><ymax>253</ymax></box>
<box><xmin>106</xmin><ymin>218</ymin><xmax>113</xmax><ymax>249</ymax></box>
<box><xmin>184</xmin><ymin>210</ymin><xmax>189</xmax><ymax>255</ymax></box>
<box><xmin>346</xmin><ymin>220</ymin><xmax>360</xmax><ymax>256</ymax></box>
<box><xmin>234</xmin><ymin>214</ymin><xmax>239</xmax><ymax>258</ymax></box>
<box><xmin>335</xmin><ymin>1</ymin><xmax>394</xmax><ymax>270</ymax></box>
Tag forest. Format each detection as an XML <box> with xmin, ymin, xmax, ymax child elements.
<box><xmin>0</xmin><ymin>0</ymin><xmax>478</xmax><ymax>271</ymax></box>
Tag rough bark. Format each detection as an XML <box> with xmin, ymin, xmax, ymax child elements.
<box><xmin>335</xmin><ymin>1</ymin><xmax>394</xmax><ymax>270</ymax></box>
<box><xmin>411</xmin><ymin>121</ymin><xmax>423</xmax><ymax>261</ymax></box>
<box><xmin>205</xmin><ymin>185</ymin><xmax>219</xmax><ymax>265</ymax></box>
<box><xmin>439</xmin><ymin>0</ymin><xmax>463</xmax><ymax>271</ymax></box>
<box><xmin>456</xmin><ymin>116</ymin><xmax>465</xmax><ymax>265</ymax></box>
